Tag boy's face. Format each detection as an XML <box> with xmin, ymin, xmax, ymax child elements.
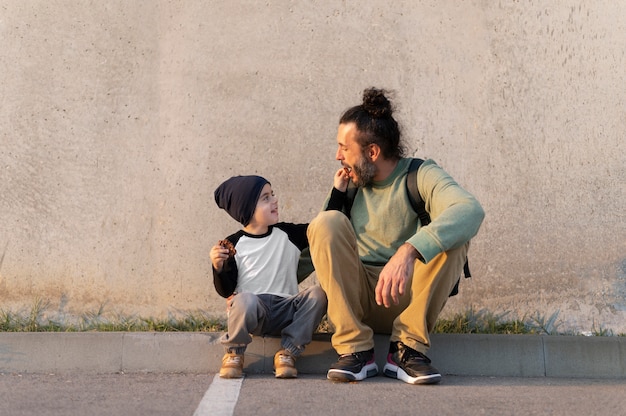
<box><xmin>249</xmin><ymin>183</ymin><xmax>279</xmax><ymax>228</ymax></box>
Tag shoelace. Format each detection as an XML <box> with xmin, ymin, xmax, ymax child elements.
<box><xmin>338</xmin><ymin>351</ymin><xmax>368</xmax><ymax>364</ymax></box>
<box><xmin>278</xmin><ymin>354</ymin><xmax>294</xmax><ymax>365</ymax></box>
<box><xmin>400</xmin><ymin>348</ymin><xmax>430</xmax><ymax>365</ymax></box>
<box><xmin>226</xmin><ymin>356</ymin><xmax>241</xmax><ymax>364</ymax></box>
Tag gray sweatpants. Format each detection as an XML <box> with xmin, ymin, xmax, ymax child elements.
<box><xmin>221</xmin><ymin>285</ymin><xmax>327</xmax><ymax>357</ymax></box>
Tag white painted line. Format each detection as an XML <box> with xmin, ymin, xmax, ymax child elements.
<box><xmin>193</xmin><ymin>374</ymin><xmax>244</xmax><ymax>416</ymax></box>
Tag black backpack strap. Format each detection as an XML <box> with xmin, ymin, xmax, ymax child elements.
<box><xmin>463</xmin><ymin>258</ymin><xmax>471</xmax><ymax>278</ymax></box>
<box><xmin>405</xmin><ymin>158</ymin><xmax>430</xmax><ymax>226</ymax></box>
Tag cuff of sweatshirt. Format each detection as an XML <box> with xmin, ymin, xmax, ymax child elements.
<box><xmin>407</xmin><ymin>232</ymin><xmax>442</xmax><ymax>264</ymax></box>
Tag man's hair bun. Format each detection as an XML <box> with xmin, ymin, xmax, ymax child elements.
<box><xmin>362</xmin><ymin>87</ymin><xmax>392</xmax><ymax>118</ymax></box>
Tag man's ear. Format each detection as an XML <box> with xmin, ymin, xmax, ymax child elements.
<box><xmin>368</xmin><ymin>143</ymin><xmax>381</xmax><ymax>162</ymax></box>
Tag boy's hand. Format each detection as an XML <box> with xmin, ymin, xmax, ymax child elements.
<box><xmin>333</xmin><ymin>167</ymin><xmax>350</xmax><ymax>192</ymax></box>
<box><xmin>210</xmin><ymin>242</ymin><xmax>230</xmax><ymax>272</ymax></box>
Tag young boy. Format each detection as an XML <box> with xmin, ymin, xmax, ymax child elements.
<box><xmin>211</xmin><ymin>175</ymin><xmax>327</xmax><ymax>378</ymax></box>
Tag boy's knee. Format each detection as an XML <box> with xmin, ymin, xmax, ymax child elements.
<box><xmin>309</xmin><ymin>285</ymin><xmax>328</xmax><ymax>306</ymax></box>
<box><xmin>298</xmin><ymin>286</ymin><xmax>328</xmax><ymax>313</ymax></box>
<box><xmin>230</xmin><ymin>292</ymin><xmax>258</xmax><ymax>312</ymax></box>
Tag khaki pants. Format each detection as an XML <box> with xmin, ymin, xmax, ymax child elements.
<box><xmin>307</xmin><ymin>210</ymin><xmax>468</xmax><ymax>355</ymax></box>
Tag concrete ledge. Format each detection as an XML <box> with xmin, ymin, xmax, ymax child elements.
<box><xmin>543</xmin><ymin>336</ymin><xmax>626</xmax><ymax>378</ymax></box>
<box><xmin>429</xmin><ymin>334</ymin><xmax>546</xmax><ymax>377</ymax></box>
<box><xmin>1</xmin><ymin>332</ymin><xmax>624</xmax><ymax>378</ymax></box>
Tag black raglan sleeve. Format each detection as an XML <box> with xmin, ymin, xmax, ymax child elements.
<box><xmin>212</xmin><ymin>234</ymin><xmax>241</xmax><ymax>298</ymax></box>
<box><xmin>275</xmin><ymin>222</ymin><xmax>309</xmax><ymax>251</ymax></box>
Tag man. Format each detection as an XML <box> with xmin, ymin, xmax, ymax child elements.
<box><xmin>308</xmin><ymin>87</ymin><xmax>484</xmax><ymax>384</ymax></box>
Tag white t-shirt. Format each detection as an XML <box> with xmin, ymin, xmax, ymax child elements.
<box><xmin>213</xmin><ymin>223</ymin><xmax>308</xmax><ymax>298</ymax></box>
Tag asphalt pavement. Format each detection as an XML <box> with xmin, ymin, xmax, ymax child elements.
<box><xmin>1</xmin><ymin>332</ymin><xmax>625</xmax><ymax>415</ymax></box>
<box><xmin>1</xmin><ymin>372</ymin><xmax>626</xmax><ymax>416</ymax></box>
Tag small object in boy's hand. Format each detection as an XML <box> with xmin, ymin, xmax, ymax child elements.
<box><xmin>219</xmin><ymin>239</ymin><xmax>237</xmax><ymax>258</ymax></box>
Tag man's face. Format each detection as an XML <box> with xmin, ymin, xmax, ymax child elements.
<box><xmin>335</xmin><ymin>122</ymin><xmax>376</xmax><ymax>187</ymax></box>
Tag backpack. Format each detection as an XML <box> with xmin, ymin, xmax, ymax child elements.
<box><xmin>345</xmin><ymin>158</ymin><xmax>470</xmax><ymax>297</ymax></box>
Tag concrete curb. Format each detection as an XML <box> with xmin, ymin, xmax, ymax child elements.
<box><xmin>1</xmin><ymin>332</ymin><xmax>625</xmax><ymax>378</ymax></box>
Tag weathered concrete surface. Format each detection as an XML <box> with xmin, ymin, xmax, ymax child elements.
<box><xmin>0</xmin><ymin>2</ymin><xmax>624</xmax><ymax>332</ymax></box>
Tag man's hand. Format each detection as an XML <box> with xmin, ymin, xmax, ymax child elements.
<box><xmin>375</xmin><ymin>243</ymin><xmax>421</xmax><ymax>308</ymax></box>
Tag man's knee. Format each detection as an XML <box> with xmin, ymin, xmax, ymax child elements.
<box><xmin>424</xmin><ymin>244</ymin><xmax>469</xmax><ymax>273</ymax></box>
<box><xmin>308</xmin><ymin>210</ymin><xmax>350</xmax><ymax>241</ymax></box>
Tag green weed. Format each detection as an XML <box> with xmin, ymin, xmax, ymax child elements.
<box><xmin>0</xmin><ymin>302</ymin><xmax>227</xmax><ymax>332</ymax></box>
<box><xmin>433</xmin><ymin>308</ymin><xmax>537</xmax><ymax>335</ymax></box>
<box><xmin>1</xmin><ymin>301</ymin><xmax>624</xmax><ymax>336</ymax></box>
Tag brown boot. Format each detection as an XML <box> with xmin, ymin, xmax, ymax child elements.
<box><xmin>219</xmin><ymin>352</ymin><xmax>244</xmax><ymax>378</ymax></box>
<box><xmin>273</xmin><ymin>349</ymin><xmax>297</xmax><ymax>379</ymax></box>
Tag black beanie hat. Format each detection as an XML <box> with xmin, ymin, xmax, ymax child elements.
<box><xmin>214</xmin><ymin>175</ymin><xmax>270</xmax><ymax>226</ymax></box>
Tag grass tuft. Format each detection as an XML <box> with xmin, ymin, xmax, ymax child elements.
<box><xmin>1</xmin><ymin>301</ymin><xmax>624</xmax><ymax>336</ymax></box>
<box><xmin>433</xmin><ymin>308</ymin><xmax>537</xmax><ymax>335</ymax></box>
<box><xmin>0</xmin><ymin>302</ymin><xmax>227</xmax><ymax>333</ymax></box>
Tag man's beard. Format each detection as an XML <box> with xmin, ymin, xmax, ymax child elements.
<box><xmin>352</xmin><ymin>156</ymin><xmax>377</xmax><ymax>187</ymax></box>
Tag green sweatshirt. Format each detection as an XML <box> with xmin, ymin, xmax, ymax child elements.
<box><xmin>324</xmin><ymin>158</ymin><xmax>485</xmax><ymax>265</ymax></box>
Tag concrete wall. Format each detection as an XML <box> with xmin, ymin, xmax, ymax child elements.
<box><xmin>1</xmin><ymin>1</ymin><xmax>624</xmax><ymax>333</ymax></box>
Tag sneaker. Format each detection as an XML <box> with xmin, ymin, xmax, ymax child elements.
<box><xmin>327</xmin><ymin>348</ymin><xmax>378</xmax><ymax>382</ymax></box>
<box><xmin>383</xmin><ymin>341</ymin><xmax>441</xmax><ymax>385</ymax></box>
<box><xmin>219</xmin><ymin>352</ymin><xmax>244</xmax><ymax>378</ymax></box>
<box><xmin>274</xmin><ymin>349</ymin><xmax>298</xmax><ymax>379</ymax></box>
